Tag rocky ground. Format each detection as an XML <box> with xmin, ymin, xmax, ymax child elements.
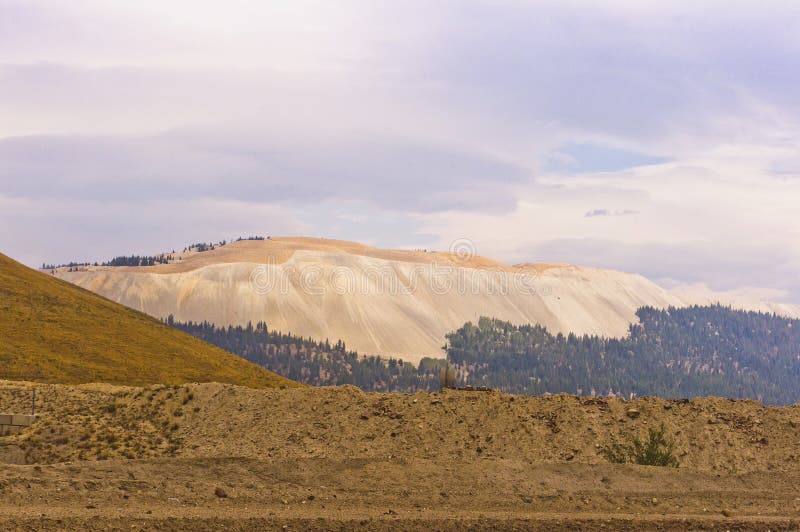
<box><xmin>1</xmin><ymin>381</ymin><xmax>799</xmax><ymax>530</ymax></box>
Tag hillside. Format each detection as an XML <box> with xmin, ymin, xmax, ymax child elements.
<box><xmin>169</xmin><ymin>318</ymin><xmax>448</xmax><ymax>392</ymax></box>
<box><xmin>51</xmin><ymin>237</ymin><xmax>692</xmax><ymax>362</ymax></box>
<box><xmin>1</xmin><ymin>381</ymin><xmax>800</xmax><ymax>528</ymax></box>
<box><xmin>171</xmin><ymin>305</ymin><xmax>800</xmax><ymax>403</ymax></box>
<box><xmin>446</xmin><ymin>306</ymin><xmax>800</xmax><ymax>404</ymax></box>
<box><xmin>2</xmin><ymin>380</ymin><xmax>798</xmax><ymax>471</ymax></box>
<box><xmin>0</xmin><ymin>252</ymin><xmax>297</xmax><ymax>388</ymax></box>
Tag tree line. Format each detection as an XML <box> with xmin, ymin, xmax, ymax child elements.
<box><xmin>445</xmin><ymin>305</ymin><xmax>800</xmax><ymax>404</ymax></box>
<box><xmin>166</xmin><ymin>317</ymin><xmax>447</xmax><ymax>392</ymax></box>
<box><xmin>167</xmin><ymin>304</ymin><xmax>800</xmax><ymax>404</ymax></box>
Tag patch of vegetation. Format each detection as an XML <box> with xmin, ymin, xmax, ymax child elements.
<box><xmin>444</xmin><ymin>306</ymin><xmax>800</xmax><ymax>404</ymax></box>
<box><xmin>169</xmin><ymin>318</ymin><xmax>449</xmax><ymax>392</ymax></box>
<box><xmin>0</xmin><ymin>252</ymin><xmax>298</xmax><ymax>389</ymax></box>
<box><xmin>103</xmin><ymin>254</ymin><xmax>174</xmax><ymax>267</ymax></box>
<box><xmin>600</xmin><ymin>424</ymin><xmax>679</xmax><ymax>467</ymax></box>
<box><xmin>171</xmin><ymin>305</ymin><xmax>800</xmax><ymax>403</ymax></box>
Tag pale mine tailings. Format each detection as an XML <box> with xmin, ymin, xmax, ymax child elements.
<box><xmin>52</xmin><ymin>237</ymin><xmax>800</xmax><ymax>363</ymax></box>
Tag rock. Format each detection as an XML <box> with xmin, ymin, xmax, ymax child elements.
<box><xmin>651</xmin><ymin>497</ymin><xmax>658</xmax><ymax>504</ymax></box>
<box><xmin>214</xmin><ymin>487</ymin><xmax>228</xmax><ymax>498</ymax></box>
<box><xmin>626</xmin><ymin>408</ymin><xmax>640</xmax><ymax>419</ymax></box>
<box><xmin>167</xmin><ymin>497</ymin><xmax>181</xmax><ymax>504</ymax></box>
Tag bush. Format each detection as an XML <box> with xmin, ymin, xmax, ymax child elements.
<box><xmin>600</xmin><ymin>423</ymin><xmax>679</xmax><ymax>467</ymax></box>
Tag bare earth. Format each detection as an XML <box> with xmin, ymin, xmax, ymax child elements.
<box><xmin>52</xmin><ymin>238</ymin><xmax>688</xmax><ymax>362</ymax></box>
<box><xmin>52</xmin><ymin>237</ymin><xmax>800</xmax><ymax>363</ymax></box>
<box><xmin>1</xmin><ymin>380</ymin><xmax>799</xmax><ymax>530</ymax></box>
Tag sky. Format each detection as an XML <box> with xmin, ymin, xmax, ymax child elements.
<box><xmin>1</xmin><ymin>0</ymin><xmax>799</xmax><ymax>302</ymax></box>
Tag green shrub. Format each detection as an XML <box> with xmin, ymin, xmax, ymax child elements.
<box><xmin>600</xmin><ymin>423</ymin><xmax>678</xmax><ymax>467</ymax></box>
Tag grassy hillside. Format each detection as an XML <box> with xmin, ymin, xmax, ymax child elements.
<box><xmin>0</xmin><ymin>252</ymin><xmax>299</xmax><ymax>388</ymax></box>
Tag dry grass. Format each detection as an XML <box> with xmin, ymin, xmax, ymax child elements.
<box><xmin>3</xmin><ymin>380</ymin><xmax>800</xmax><ymax>474</ymax></box>
<box><xmin>2</xmin><ymin>382</ymin><xmax>800</xmax><ymax>529</ymax></box>
<box><xmin>0</xmin><ymin>252</ymin><xmax>298</xmax><ymax>389</ymax></box>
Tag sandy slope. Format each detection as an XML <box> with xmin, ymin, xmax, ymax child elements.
<box><xmin>668</xmin><ymin>283</ymin><xmax>800</xmax><ymax>320</ymax></box>
<box><xmin>53</xmin><ymin>238</ymin><xmax>688</xmax><ymax>363</ymax></box>
<box><xmin>1</xmin><ymin>381</ymin><xmax>799</xmax><ymax>530</ymax></box>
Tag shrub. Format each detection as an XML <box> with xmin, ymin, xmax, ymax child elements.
<box><xmin>600</xmin><ymin>423</ymin><xmax>679</xmax><ymax>467</ymax></box>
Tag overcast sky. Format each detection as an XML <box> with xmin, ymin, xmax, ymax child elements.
<box><xmin>1</xmin><ymin>0</ymin><xmax>799</xmax><ymax>301</ymax></box>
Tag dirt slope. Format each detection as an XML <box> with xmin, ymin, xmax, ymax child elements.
<box><xmin>53</xmin><ymin>238</ymin><xmax>689</xmax><ymax>362</ymax></box>
<box><xmin>3</xmin><ymin>381</ymin><xmax>797</xmax><ymax>472</ymax></box>
<box><xmin>0</xmin><ymin>252</ymin><xmax>297</xmax><ymax>388</ymax></box>
<box><xmin>1</xmin><ymin>381</ymin><xmax>799</xmax><ymax>529</ymax></box>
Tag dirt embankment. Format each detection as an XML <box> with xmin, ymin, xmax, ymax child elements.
<box><xmin>1</xmin><ymin>381</ymin><xmax>800</xmax><ymax>530</ymax></box>
<box><xmin>2</xmin><ymin>381</ymin><xmax>798</xmax><ymax>471</ymax></box>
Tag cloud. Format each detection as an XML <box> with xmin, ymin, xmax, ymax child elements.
<box><xmin>0</xmin><ymin>1</ymin><xmax>799</xmax><ymax>303</ymax></box>
<box><xmin>0</xmin><ymin>193</ymin><xmax>308</xmax><ymax>267</ymax></box>
<box><xmin>0</xmin><ymin>126</ymin><xmax>528</xmax><ymax>213</ymax></box>
<box><xmin>406</xmin><ymin>1</ymin><xmax>800</xmax><ymax>152</ymax></box>
<box><xmin>417</xmin><ymin>152</ymin><xmax>800</xmax><ymax>300</ymax></box>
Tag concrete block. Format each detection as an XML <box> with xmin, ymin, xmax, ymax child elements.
<box><xmin>0</xmin><ymin>425</ymin><xmax>20</xmax><ymax>436</ymax></box>
<box><xmin>0</xmin><ymin>414</ymin><xmax>12</xmax><ymax>425</ymax></box>
<box><xmin>11</xmin><ymin>414</ymin><xmax>35</xmax><ymax>426</ymax></box>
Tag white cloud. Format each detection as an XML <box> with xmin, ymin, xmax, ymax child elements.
<box><xmin>417</xmin><ymin>148</ymin><xmax>800</xmax><ymax>299</ymax></box>
<box><xmin>0</xmin><ymin>193</ymin><xmax>307</xmax><ymax>266</ymax></box>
